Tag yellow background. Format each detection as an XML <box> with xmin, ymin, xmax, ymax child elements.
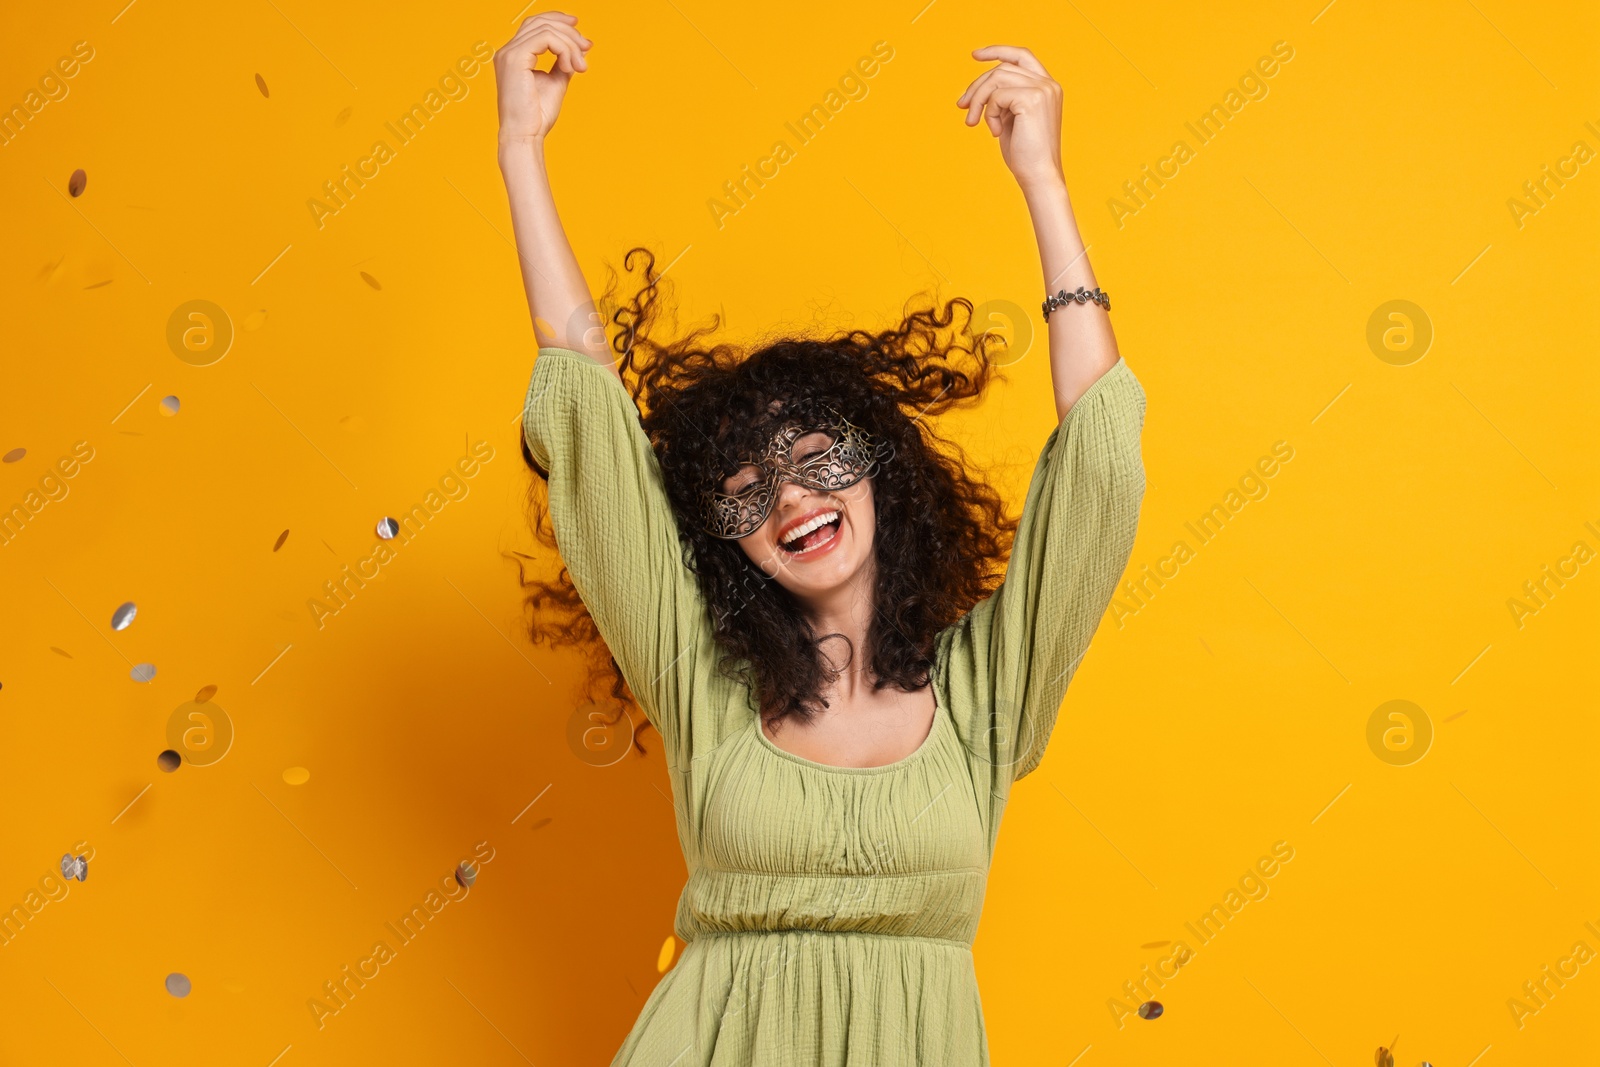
<box><xmin>1</xmin><ymin>0</ymin><xmax>1595</xmax><ymax>1064</ymax></box>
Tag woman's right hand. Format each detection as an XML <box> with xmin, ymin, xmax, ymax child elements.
<box><xmin>494</xmin><ymin>11</ymin><xmax>592</xmax><ymax>146</ymax></box>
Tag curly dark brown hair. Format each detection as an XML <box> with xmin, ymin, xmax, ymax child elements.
<box><xmin>514</xmin><ymin>246</ymin><xmax>1020</xmax><ymax>744</ymax></box>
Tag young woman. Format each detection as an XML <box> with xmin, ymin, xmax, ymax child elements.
<box><xmin>496</xmin><ymin>12</ymin><xmax>1147</xmax><ymax>1064</ymax></box>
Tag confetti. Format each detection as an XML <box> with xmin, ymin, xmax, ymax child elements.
<box><xmin>60</xmin><ymin>853</ymin><xmax>88</xmax><ymax>881</ymax></box>
<box><xmin>656</xmin><ymin>935</ymin><xmax>676</xmax><ymax>973</ymax></box>
<box><xmin>376</xmin><ymin>517</ymin><xmax>399</xmax><ymax>540</ymax></box>
<box><xmin>1374</xmin><ymin>1048</ymin><xmax>1394</xmax><ymax>1067</ymax></box>
<box><xmin>255</xmin><ymin>73</ymin><xmax>269</xmax><ymax>97</ymax></box>
<box><xmin>68</xmin><ymin>169</ymin><xmax>87</xmax><ymax>197</ymax></box>
<box><xmin>360</xmin><ymin>271</ymin><xmax>382</xmax><ymax>290</ymax></box>
<box><xmin>1140</xmin><ymin>941</ymin><xmax>1170</xmax><ymax>949</ymax></box>
<box><xmin>157</xmin><ymin>749</ymin><xmax>181</xmax><ymax>772</ymax></box>
<box><xmin>51</xmin><ymin>646</ymin><xmax>73</xmax><ymax>659</ymax></box>
<box><xmin>529</xmin><ymin>817</ymin><xmax>552</xmax><ymax>831</ymax></box>
<box><xmin>165</xmin><ymin>973</ymin><xmax>191</xmax><ymax>997</ymax></box>
<box><xmin>84</xmin><ymin>279</ymin><xmax>113</xmax><ymax>290</ymax></box>
<box><xmin>160</xmin><ymin>396</ymin><xmax>180</xmax><ymax>416</ymax></box>
<box><xmin>455</xmin><ymin>861</ymin><xmax>479</xmax><ymax>889</ymax></box>
<box><xmin>194</xmin><ymin>684</ymin><xmax>217</xmax><ymax>703</ymax></box>
<box><xmin>282</xmin><ymin>766</ymin><xmax>310</xmax><ymax>785</ymax></box>
<box><xmin>110</xmin><ymin>602</ymin><xmax>137</xmax><ymax>631</ymax></box>
<box><xmin>1137</xmin><ymin>1000</ymin><xmax>1163</xmax><ymax>1020</ymax></box>
<box><xmin>272</xmin><ymin>529</ymin><xmax>290</xmax><ymax>552</ymax></box>
<box><xmin>2</xmin><ymin>448</ymin><xmax>24</xmax><ymax>463</ymax></box>
<box><xmin>334</xmin><ymin>105</ymin><xmax>352</xmax><ymax>127</ymax></box>
<box><xmin>243</xmin><ymin>309</ymin><xmax>268</xmax><ymax>332</ymax></box>
<box><xmin>130</xmin><ymin>663</ymin><xmax>157</xmax><ymax>682</ymax></box>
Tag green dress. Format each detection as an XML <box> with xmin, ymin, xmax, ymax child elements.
<box><xmin>522</xmin><ymin>345</ymin><xmax>1147</xmax><ymax>1065</ymax></box>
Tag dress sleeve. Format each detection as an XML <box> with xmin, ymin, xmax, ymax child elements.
<box><xmin>939</xmin><ymin>356</ymin><xmax>1146</xmax><ymax>784</ymax></box>
<box><xmin>521</xmin><ymin>346</ymin><xmax>716</xmax><ymax>752</ymax></box>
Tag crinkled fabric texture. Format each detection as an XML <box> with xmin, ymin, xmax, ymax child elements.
<box><xmin>523</xmin><ymin>346</ymin><xmax>1147</xmax><ymax>1066</ymax></box>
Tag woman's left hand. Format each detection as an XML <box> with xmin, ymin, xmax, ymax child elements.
<box><xmin>956</xmin><ymin>45</ymin><xmax>1065</xmax><ymax>193</ymax></box>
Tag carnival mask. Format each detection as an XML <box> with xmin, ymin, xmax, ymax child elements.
<box><xmin>702</xmin><ymin>409</ymin><xmax>888</xmax><ymax>540</ymax></box>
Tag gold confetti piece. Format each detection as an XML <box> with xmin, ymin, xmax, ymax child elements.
<box><xmin>1140</xmin><ymin>941</ymin><xmax>1170</xmax><ymax>949</ymax></box>
<box><xmin>160</xmin><ymin>395</ymin><xmax>180</xmax><ymax>416</ymax></box>
<box><xmin>243</xmin><ymin>308</ymin><xmax>268</xmax><ymax>331</ymax></box>
<box><xmin>533</xmin><ymin>316</ymin><xmax>554</xmax><ymax>340</ymax></box>
<box><xmin>51</xmin><ymin>646</ymin><xmax>73</xmax><ymax>658</ymax></box>
<box><xmin>455</xmin><ymin>861</ymin><xmax>479</xmax><ymax>888</ymax></box>
<box><xmin>157</xmin><ymin>749</ymin><xmax>181</xmax><ymax>772</ymax></box>
<box><xmin>1137</xmin><ymin>1000</ymin><xmax>1163</xmax><ymax>1020</ymax></box>
<box><xmin>194</xmin><ymin>684</ymin><xmax>217</xmax><ymax>703</ymax></box>
<box><xmin>334</xmin><ymin>105</ymin><xmax>352</xmax><ymax>127</ymax></box>
<box><xmin>283</xmin><ymin>766</ymin><xmax>310</xmax><ymax>785</ymax></box>
<box><xmin>1444</xmin><ymin>709</ymin><xmax>1467</xmax><ymax>722</ymax></box>
<box><xmin>272</xmin><ymin>529</ymin><xmax>290</xmax><ymax>552</ymax></box>
<box><xmin>255</xmin><ymin>73</ymin><xmax>269</xmax><ymax>97</ymax></box>
<box><xmin>656</xmin><ymin>935</ymin><xmax>676</xmax><ymax>973</ymax></box>
<box><xmin>47</xmin><ymin>257</ymin><xmax>70</xmax><ymax>285</ymax></box>
<box><xmin>1374</xmin><ymin>1047</ymin><xmax>1394</xmax><ymax>1067</ymax></box>
<box><xmin>529</xmin><ymin>817</ymin><xmax>552</xmax><ymax>831</ymax></box>
<box><xmin>360</xmin><ymin>271</ymin><xmax>382</xmax><ymax>290</ymax></box>
<box><xmin>84</xmin><ymin>279</ymin><xmax>113</xmax><ymax>289</ymax></box>
<box><xmin>2</xmin><ymin>448</ymin><xmax>24</xmax><ymax>463</ymax></box>
<box><xmin>68</xmin><ymin>169</ymin><xmax>86</xmax><ymax>197</ymax></box>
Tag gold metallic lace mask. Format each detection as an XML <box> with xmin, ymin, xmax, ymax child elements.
<box><xmin>702</xmin><ymin>411</ymin><xmax>887</xmax><ymax>540</ymax></box>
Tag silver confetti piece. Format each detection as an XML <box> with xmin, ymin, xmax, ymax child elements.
<box><xmin>111</xmin><ymin>602</ymin><xmax>137</xmax><ymax>631</ymax></box>
<box><xmin>165</xmin><ymin>973</ymin><xmax>191</xmax><ymax>997</ymax></box>
<box><xmin>455</xmin><ymin>861</ymin><xmax>478</xmax><ymax>889</ymax></box>
<box><xmin>376</xmin><ymin>517</ymin><xmax>399</xmax><ymax>540</ymax></box>
<box><xmin>130</xmin><ymin>663</ymin><xmax>157</xmax><ymax>683</ymax></box>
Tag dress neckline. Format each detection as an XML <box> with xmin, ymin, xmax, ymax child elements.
<box><xmin>750</xmin><ymin>679</ymin><xmax>947</xmax><ymax>776</ymax></box>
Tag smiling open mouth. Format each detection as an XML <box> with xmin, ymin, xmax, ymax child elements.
<box><xmin>779</xmin><ymin>509</ymin><xmax>841</xmax><ymax>555</ymax></box>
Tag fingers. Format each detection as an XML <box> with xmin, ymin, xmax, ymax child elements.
<box><xmin>956</xmin><ymin>62</ymin><xmax>1038</xmax><ymax>107</ymax></box>
<box><xmin>958</xmin><ymin>67</ymin><xmax>1033</xmax><ymax>126</ymax></box>
<box><xmin>971</xmin><ymin>44</ymin><xmax>1049</xmax><ymax>78</ymax></box>
<box><xmin>506</xmin><ymin>12</ymin><xmax>592</xmax><ymax>73</ymax></box>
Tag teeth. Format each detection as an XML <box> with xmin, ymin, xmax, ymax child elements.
<box><xmin>781</xmin><ymin>511</ymin><xmax>839</xmax><ymax>546</ymax></box>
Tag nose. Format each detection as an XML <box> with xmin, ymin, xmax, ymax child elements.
<box><xmin>769</xmin><ymin>476</ymin><xmax>821</xmax><ymax>522</ymax></box>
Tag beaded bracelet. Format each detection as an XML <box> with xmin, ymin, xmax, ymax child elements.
<box><xmin>1042</xmin><ymin>285</ymin><xmax>1111</xmax><ymax>320</ymax></box>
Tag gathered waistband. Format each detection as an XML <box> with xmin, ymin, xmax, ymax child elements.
<box><xmin>689</xmin><ymin>928</ymin><xmax>973</xmax><ymax>951</ymax></box>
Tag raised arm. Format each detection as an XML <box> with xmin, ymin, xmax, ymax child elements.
<box><xmin>942</xmin><ymin>45</ymin><xmax>1146</xmax><ymax>799</ymax></box>
<box><xmin>956</xmin><ymin>44</ymin><xmax>1118</xmax><ymax>419</ymax></box>
<box><xmin>496</xmin><ymin>14</ymin><xmax>720</xmax><ymax>758</ymax></box>
<box><xmin>494</xmin><ymin>12</ymin><xmax>613</xmax><ymax>372</ymax></box>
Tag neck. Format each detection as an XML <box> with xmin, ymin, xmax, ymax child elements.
<box><xmin>798</xmin><ymin>555</ymin><xmax>879</xmax><ymax>696</ymax></box>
